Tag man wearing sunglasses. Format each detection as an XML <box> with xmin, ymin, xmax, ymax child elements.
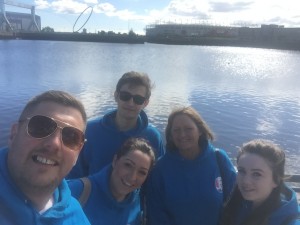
<box><xmin>68</xmin><ymin>71</ymin><xmax>165</xmax><ymax>179</ymax></box>
<box><xmin>0</xmin><ymin>90</ymin><xmax>90</xmax><ymax>225</ymax></box>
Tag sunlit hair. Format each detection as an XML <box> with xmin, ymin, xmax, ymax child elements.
<box><xmin>237</xmin><ymin>139</ymin><xmax>285</xmax><ymax>186</ymax></box>
<box><xmin>19</xmin><ymin>90</ymin><xmax>87</xmax><ymax>125</ymax></box>
<box><xmin>165</xmin><ymin>106</ymin><xmax>214</xmax><ymax>150</ymax></box>
<box><xmin>115</xmin><ymin>71</ymin><xmax>154</xmax><ymax>99</ymax></box>
<box><xmin>115</xmin><ymin>138</ymin><xmax>156</xmax><ymax>169</ymax></box>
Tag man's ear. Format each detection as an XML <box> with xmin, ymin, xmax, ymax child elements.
<box><xmin>114</xmin><ymin>91</ymin><xmax>118</xmax><ymax>102</ymax></box>
<box><xmin>8</xmin><ymin>123</ymin><xmax>18</xmax><ymax>147</ymax></box>
<box><xmin>142</xmin><ymin>99</ymin><xmax>149</xmax><ymax>108</ymax></box>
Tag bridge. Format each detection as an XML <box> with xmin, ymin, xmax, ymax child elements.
<box><xmin>0</xmin><ymin>0</ymin><xmax>39</xmax><ymax>31</ymax></box>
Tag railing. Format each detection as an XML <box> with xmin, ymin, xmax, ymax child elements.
<box><xmin>285</xmin><ymin>175</ymin><xmax>300</xmax><ymax>192</ymax></box>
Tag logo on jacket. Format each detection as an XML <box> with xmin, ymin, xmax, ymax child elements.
<box><xmin>215</xmin><ymin>177</ymin><xmax>223</xmax><ymax>193</ymax></box>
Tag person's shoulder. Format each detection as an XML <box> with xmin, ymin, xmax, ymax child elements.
<box><xmin>85</xmin><ymin>114</ymin><xmax>114</xmax><ymax>135</ymax></box>
<box><xmin>278</xmin><ymin>208</ymin><xmax>300</xmax><ymax>225</ymax></box>
<box><xmin>152</xmin><ymin>152</ymin><xmax>175</xmax><ymax>169</ymax></box>
<box><xmin>213</xmin><ymin>146</ymin><xmax>228</xmax><ymax>156</ymax></box>
<box><xmin>67</xmin><ymin>178</ymin><xmax>85</xmax><ymax>199</ymax></box>
<box><xmin>68</xmin><ymin>197</ymin><xmax>91</xmax><ymax>224</ymax></box>
<box><xmin>214</xmin><ymin>147</ymin><xmax>233</xmax><ymax>162</ymax></box>
<box><xmin>90</xmin><ymin>165</ymin><xmax>110</xmax><ymax>183</ymax></box>
<box><xmin>145</xmin><ymin>124</ymin><xmax>161</xmax><ymax>135</ymax></box>
<box><xmin>87</xmin><ymin>116</ymin><xmax>102</xmax><ymax>126</ymax></box>
<box><xmin>288</xmin><ymin>218</ymin><xmax>300</xmax><ymax>225</ymax></box>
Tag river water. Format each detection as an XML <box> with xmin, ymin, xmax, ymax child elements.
<box><xmin>0</xmin><ymin>40</ymin><xmax>299</xmax><ymax>173</ymax></box>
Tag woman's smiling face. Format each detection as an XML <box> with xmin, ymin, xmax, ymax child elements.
<box><xmin>110</xmin><ymin>149</ymin><xmax>151</xmax><ymax>201</ymax></box>
<box><xmin>237</xmin><ymin>153</ymin><xmax>277</xmax><ymax>207</ymax></box>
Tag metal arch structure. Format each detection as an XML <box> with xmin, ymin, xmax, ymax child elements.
<box><xmin>73</xmin><ymin>6</ymin><xmax>93</xmax><ymax>33</ymax></box>
<box><xmin>0</xmin><ymin>0</ymin><xmax>40</xmax><ymax>31</ymax></box>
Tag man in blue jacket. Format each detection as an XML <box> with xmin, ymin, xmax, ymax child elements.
<box><xmin>68</xmin><ymin>71</ymin><xmax>165</xmax><ymax>178</ymax></box>
<box><xmin>0</xmin><ymin>90</ymin><xmax>90</xmax><ymax>225</ymax></box>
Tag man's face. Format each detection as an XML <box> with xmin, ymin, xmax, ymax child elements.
<box><xmin>115</xmin><ymin>83</ymin><xmax>149</xmax><ymax>120</ymax></box>
<box><xmin>7</xmin><ymin>102</ymin><xmax>85</xmax><ymax>194</ymax></box>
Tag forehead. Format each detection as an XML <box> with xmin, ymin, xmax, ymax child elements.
<box><xmin>27</xmin><ymin>102</ymin><xmax>85</xmax><ymax>129</ymax></box>
<box><xmin>172</xmin><ymin>114</ymin><xmax>195</xmax><ymax>126</ymax></box>
<box><xmin>238</xmin><ymin>153</ymin><xmax>273</xmax><ymax>171</ymax></box>
<box><xmin>119</xmin><ymin>83</ymin><xmax>147</xmax><ymax>95</ymax></box>
<box><xmin>119</xmin><ymin>149</ymin><xmax>151</xmax><ymax>169</ymax></box>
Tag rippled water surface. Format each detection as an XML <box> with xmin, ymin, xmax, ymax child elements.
<box><xmin>1</xmin><ymin>40</ymin><xmax>299</xmax><ymax>173</ymax></box>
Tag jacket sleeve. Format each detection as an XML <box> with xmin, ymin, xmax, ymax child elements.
<box><xmin>67</xmin><ymin>178</ymin><xmax>84</xmax><ymax>200</ymax></box>
<box><xmin>218</xmin><ymin>149</ymin><xmax>237</xmax><ymax>201</ymax></box>
<box><xmin>290</xmin><ymin>219</ymin><xmax>300</xmax><ymax>225</ymax></box>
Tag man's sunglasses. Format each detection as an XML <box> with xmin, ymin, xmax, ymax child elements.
<box><xmin>118</xmin><ymin>91</ymin><xmax>146</xmax><ymax>105</ymax></box>
<box><xmin>20</xmin><ymin>115</ymin><xmax>85</xmax><ymax>150</ymax></box>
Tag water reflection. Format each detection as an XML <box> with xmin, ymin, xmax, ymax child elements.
<box><xmin>0</xmin><ymin>41</ymin><xmax>299</xmax><ymax>173</ymax></box>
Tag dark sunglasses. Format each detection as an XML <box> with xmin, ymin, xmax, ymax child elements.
<box><xmin>20</xmin><ymin>115</ymin><xmax>85</xmax><ymax>150</ymax></box>
<box><xmin>118</xmin><ymin>91</ymin><xmax>146</xmax><ymax>105</ymax></box>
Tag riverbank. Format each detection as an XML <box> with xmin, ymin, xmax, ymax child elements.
<box><xmin>1</xmin><ymin>31</ymin><xmax>299</xmax><ymax>51</ymax></box>
<box><xmin>146</xmin><ymin>35</ymin><xmax>300</xmax><ymax>51</ymax></box>
<box><xmin>0</xmin><ymin>32</ymin><xmax>14</xmax><ymax>39</ymax></box>
<box><xmin>0</xmin><ymin>32</ymin><xmax>145</xmax><ymax>44</ymax></box>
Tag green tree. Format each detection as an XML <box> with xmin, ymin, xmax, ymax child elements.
<box><xmin>41</xmin><ymin>26</ymin><xmax>55</xmax><ymax>32</ymax></box>
<box><xmin>128</xmin><ymin>29</ymin><xmax>136</xmax><ymax>36</ymax></box>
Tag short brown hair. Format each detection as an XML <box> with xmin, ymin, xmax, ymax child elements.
<box><xmin>115</xmin><ymin>71</ymin><xmax>153</xmax><ymax>99</ymax></box>
<box><xmin>19</xmin><ymin>90</ymin><xmax>87</xmax><ymax>124</ymax></box>
<box><xmin>115</xmin><ymin>138</ymin><xmax>156</xmax><ymax>169</ymax></box>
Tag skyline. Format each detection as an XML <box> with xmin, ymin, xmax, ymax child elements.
<box><xmin>4</xmin><ymin>0</ymin><xmax>300</xmax><ymax>34</ymax></box>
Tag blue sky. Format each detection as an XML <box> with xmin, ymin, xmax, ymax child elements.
<box><xmin>4</xmin><ymin>0</ymin><xmax>300</xmax><ymax>34</ymax></box>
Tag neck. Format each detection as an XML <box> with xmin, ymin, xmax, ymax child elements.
<box><xmin>179</xmin><ymin>146</ymin><xmax>202</xmax><ymax>160</ymax></box>
<box><xmin>23</xmin><ymin>187</ymin><xmax>55</xmax><ymax>211</ymax></box>
<box><xmin>14</xmin><ymin>178</ymin><xmax>57</xmax><ymax>211</ymax></box>
<box><xmin>115</xmin><ymin>113</ymin><xmax>137</xmax><ymax>131</ymax></box>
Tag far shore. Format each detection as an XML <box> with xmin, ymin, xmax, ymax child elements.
<box><xmin>1</xmin><ymin>31</ymin><xmax>300</xmax><ymax>52</ymax></box>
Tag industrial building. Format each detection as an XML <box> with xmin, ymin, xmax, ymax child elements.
<box><xmin>0</xmin><ymin>0</ymin><xmax>40</xmax><ymax>32</ymax></box>
<box><xmin>146</xmin><ymin>23</ymin><xmax>239</xmax><ymax>38</ymax></box>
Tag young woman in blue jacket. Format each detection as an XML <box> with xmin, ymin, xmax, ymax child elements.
<box><xmin>146</xmin><ymin>106</ymin><xmax>237</xmax><ymax>225</ymax></box>
<box><xmin>68</xmin><ymin>137</ymin><xmax>155</xmax><ymax>225</ymax></box>
<box><xmin>219</xmin><ymin>139</ymin><xmax>300</xmax><ymax>225</ymax></box>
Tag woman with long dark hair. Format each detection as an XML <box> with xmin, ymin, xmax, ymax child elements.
<box><xmin>219</xmin><ymin>139</ymin><xmax>300</xmax><ymax>225</ymax></box>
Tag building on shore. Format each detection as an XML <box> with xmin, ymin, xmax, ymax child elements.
<box><xmin>1</xmin><ymin>0</ymin><xmax>40</xmax><ymax>32</ymax></box>
<box><xmin>146</xmin><ymin>23</ymin><xmax>239</xmax><ymax>38</ymax></box>
<box><xmin>145</xmin><ymin>23</ymin><xmax>300</xmax><ymax>51</ymax></box>
<box><xmin>1</xmin><ymin>11</ymin><xmax>41</xmax><ymax>32</ymax></box>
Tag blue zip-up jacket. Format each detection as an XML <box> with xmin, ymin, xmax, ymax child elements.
<box><xmin>233</xmin><ymin>186</ymin><xmax>300</xmax><ymax>225</ymax></box>
<box><xmin>68</xmin><ymin>109</ymin><xmax>165</xmax><ymax>179</ymax></box>
<box><xmin>0</xmin><ymin>147</ymin><xmax>91</xmax><ymax>225</ymax></box>
<box><xmin>68</xmin><ymin>165</ymin><xmax>141</xmax><ymax>225</ymax></box>
<box><xmin>146</xmin><ymin>142</ymin><xmax>236</xmax><ymax>225</ymax></box>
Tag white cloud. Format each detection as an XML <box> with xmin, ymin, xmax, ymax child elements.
<box><xmin>84</xmin><ymin>0</ymin><xmax>98</xmax><ymax>4</ymax></box>
<box><xmin>94</xmin><ymin>3</ymin><xmax>116</xmax><ymax>13</ymax></box>
<box><xmin>34</xmin><ymin>0</ymin><xmax>300</xmax><ymax>32</ymax></box>
<box><xmin>35</xmin><ymin>0</ymin><xmax>51</xmax><ymax>9</ymax></box>
<box><xmin>51</xmin><ymin>0</ymin><xmax>88</xmax><ymax>14</ymax></box>
<box><xmin>168</xmin><ymin>0</ymin><xmax>210</xmax><ymax>16</ymax></box>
